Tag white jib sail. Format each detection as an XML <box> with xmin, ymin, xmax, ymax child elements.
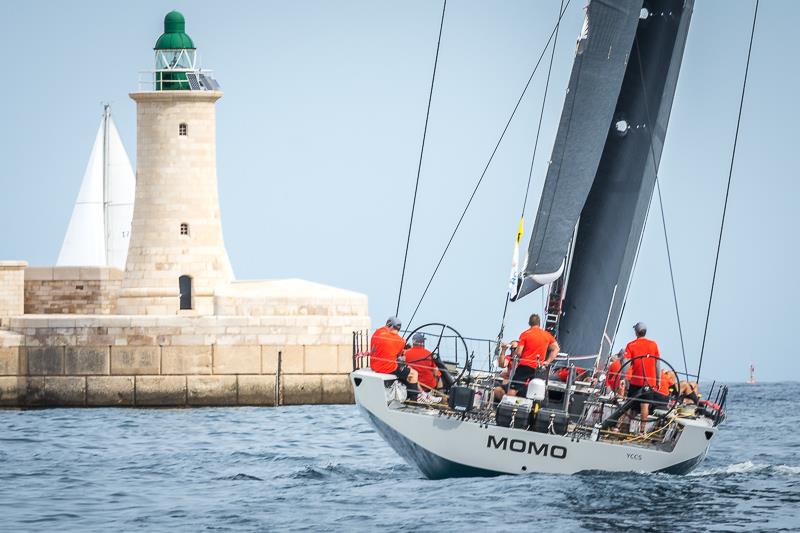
<box><xmin>57</xmin><ymin>108</ymin><xmax>135</xmax><ymax>269</ymax></box>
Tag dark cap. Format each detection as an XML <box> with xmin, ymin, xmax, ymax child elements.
<box><xmin>633</xmin><ymin>322</ymin><xmax>647</xmax><ymax>335</ymax></box>
<box><xmin>412</xmin><ymin>333</ymin><xmax>425</xmax><ymax>345</ymax></box>
<box><xmin>386</xmin><ymin>316</ymin><xmax>402</xmax><ymax>329</ymax></box>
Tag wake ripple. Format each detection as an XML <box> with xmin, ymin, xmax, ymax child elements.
<box><xmin>691</xmin><ymin>460</ymin><xmax>800</xmax><ymax>476</ymax></box>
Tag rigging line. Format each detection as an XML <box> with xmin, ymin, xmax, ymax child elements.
<box><xmin>631</xmin><ymin>33</ymin><xmax>689</xmax><ymax>379</ymax></box>
<box><xmin>396</xmin><ymin>0</ymin><xmax>448</xmax><ymax>318</ymax></box>
<box><xmin>521</xmin><ymin>0</ymin><xmax>565</xmax><ymax>218</ymax></box>
<box><xmin>405</xmin><ymin>0</ymin><xmax>573</xmax><ymax>330</ymax></box>
<box><xmin>655</xmin><ymin>179</ymin><xmax>689</xmax><ymax>377</ymax></box>
<box><xmin>698</xmin><ymin>0</ymin><xmax>759</xmax><ymax>380</ymax></box>
<box><xmin>498</xmin><ymin>0</ymin><xmax>565</xmax><ymax>338</ymax></box>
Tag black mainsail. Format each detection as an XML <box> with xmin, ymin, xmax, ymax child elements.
<box><xmin>516</xmin><ymin>0</ymin><xmax>694</xmax><ymax>357</ymax></box>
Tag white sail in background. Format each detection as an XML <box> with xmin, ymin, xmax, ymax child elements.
<box><xmin>57</xmin><ymin>106</ymin><xmax>135</xmax><ymax>269</ymax></box>
<box><xmin>104</xmin><ymin>114</ymin><xmax>135</xmax><ymax>268</ymax></box>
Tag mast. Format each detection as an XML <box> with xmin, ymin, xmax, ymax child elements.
<box><xmin>102</xmin><ymin>104</ymin><xmax>111</xmax><ymax>265</ymax></box>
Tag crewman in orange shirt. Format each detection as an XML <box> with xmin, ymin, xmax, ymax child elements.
<box><xmin>658</xmin><ymin>368</ymin><xmax>677</xmax><ymax>396</ymax></box>
<box><xmin>555</xmin><ymin>366</ymin><xmax>588</xmax><ymax>382</ymax></box>
<box><xmin>606</xmin><ymin>351</ymin><xmax>625</xmax><ymax>395</ymax></box>
<box><xmin>404</xmin><ymin>333</ymin><xmax>441</xmax><ymax>391</ymax></box>
<box><xmin>507</xmin><ymin>314</ymin><xmax>560</xmax><ymax>396</ymax></box>
<box><xmin>370</xmin><ymin>316</ymin><xmax>420</xmax><ymax>400</ymax></box>
<box><xmin>623</xmin><ymin>322</ymin><xmax>661</xmax><ymax>433</ymax></box>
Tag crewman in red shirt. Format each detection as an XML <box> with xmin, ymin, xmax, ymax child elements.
<box><xmin>606</xmin><ymin>351</ymin><xmax>625</xmax><ymax>395</ymax></box>
<box><xmin>508</xmin><ymin>314</ymin><xmax>560</xmax><ymax>396</ymax></box>
<box><xmin>370</xmin><ymin>316</ymin><xmax>420</xmax><ymax>399</ymax></box>
<box><xmin>623</xmin><ymin>322</ymin><xmax>661</xmax><ymax>433</ymax></box>
<box><xmin>555</xmin><ymin>366</ymin><xmax>588</xmax><ymax>382</ymax></box>
<box><xmin>404</xmin><ymin>333</ymin><xmax>441</xmax><ymax>391</ymax></box>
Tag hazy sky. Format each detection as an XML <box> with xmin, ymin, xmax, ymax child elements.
<box><xmin>0</xmin><ymin>1</ymin><xmax>796</xmax><ymax>382</ymax></box>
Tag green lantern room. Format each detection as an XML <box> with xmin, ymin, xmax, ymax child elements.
<box><xmin>153</xmin><ymin>11</ymin><xmax>197</xmax><ymax>90</ymax></box>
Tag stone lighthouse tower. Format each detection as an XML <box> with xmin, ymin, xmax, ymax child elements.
<box><xmin>116</xmin><ymin>11</ymin><xmax>233</xmax><ymax>315</ymax></box>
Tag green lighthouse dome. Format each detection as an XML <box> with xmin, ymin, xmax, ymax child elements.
<box><xmin>154</xmin><ymin>11</ymin><xmax>195</xmax><ymax>50</ymax></box>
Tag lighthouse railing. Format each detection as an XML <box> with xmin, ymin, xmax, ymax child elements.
<box><xmin>137</xmin><ymin>69</ymin><xmax>216</xmax><ymax>91</ymax></box>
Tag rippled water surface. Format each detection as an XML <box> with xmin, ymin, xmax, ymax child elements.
<box><xmin>1</xmin><ymin>382</ymin><xmax>798</xmax><ymax>532</ymax></box>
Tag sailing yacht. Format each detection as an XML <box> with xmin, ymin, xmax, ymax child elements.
<box><xmin>57</xmin><ymin>105</ymin><xmax>135</xmax><ymax>269</ymax></box>
<box><xmin>352</xmin><ymin>0</ymin><xmax>731</xmax><ymax>477</ymax></box>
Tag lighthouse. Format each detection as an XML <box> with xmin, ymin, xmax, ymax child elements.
<box><xmin>116</xmin><ymin>11</ymin><xmax>233</xmax><ymax>315</ymax></box>
<box><xmin>0</xmin><ymin>8</ymin><xmax>370</xmax><ymax>408</ymax></box>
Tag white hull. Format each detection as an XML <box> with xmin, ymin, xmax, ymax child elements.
<box><xmin>352</xmin><ymin>369</ymin><xmax>717</xmax><ymax>479</ymax></box>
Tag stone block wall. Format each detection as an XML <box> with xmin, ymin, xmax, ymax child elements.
<box><xmin>0</xmin><ymin>315</ymin><xmax>366</xmax><ymax>407</ymax></box>
<box><xmin>24</xmin><ymin>267</ymin><xmax>122</xmax><ymax>315</ymax></box>
<box><xmin>0</xmin><ymin>343</ymin><xmax>354</xmax><ymax>407</ymax></box>
<box><xmin>0</xmin><ymin>261</ymin><xmax>26</xmax><ymax>325</ymax></box>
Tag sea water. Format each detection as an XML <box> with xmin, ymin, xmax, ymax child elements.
<box><xmin>0</xmin><ymin>382</ymin><xmax>797</xmax><ymax>532</ymax></box>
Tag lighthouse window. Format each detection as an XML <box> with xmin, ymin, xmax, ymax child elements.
<box><xmin>180</xmin><ymin>222</ymin><xmax>189</xmax><ymax>235</ymax></box>
<box><xmin>179</xmin><ymin>123</ymin><xmax>188</xmax><ymax>136</ymax></box>
<box><xmin>179</xmin><ymin>275</ymin><xmax>193</xmax><ymax>310</ymax></box>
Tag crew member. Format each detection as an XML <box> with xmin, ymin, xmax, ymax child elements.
<box><xmin>658</xmin><ymin>368</ymin><xmax>677</xmax><ymax>396</ymax></box>
<box><xmin>404</xmin><ymin>333</ymin><xmax>442</xmax><ymax>392</ymax></box>
<box><xmin>606</xmin><ymin>350</ymin><xmax>625</xmax><ymax>395</ymax></box>
<box><xmin>555</xmin><ymin>366</ymin><xmax>588</xmax><ymax>382</ymax></box>
<box><xmin>678</xmin><ymin>380</ymin><xmax>700</xmax><ymax>405</ymax></box>
<box><xmin>370</xmin><ymin>316</ymin><xmax>420</xmax><ymax>400</ymax></box>
<box><xmin>493</xmin><ymin>340</ymin><xmax>518</xmax><ymax>401</ymax></box>
<box><xmin>508</xmin><ymin>314</ymin><xmax>560</xmax><ymax>396</ymax></box>
<box><xmin>623</xmin><ymin>322</ymin><xmax>660</xmax><ymax>433</ymax></box>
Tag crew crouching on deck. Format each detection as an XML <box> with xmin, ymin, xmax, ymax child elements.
<box><xmin>404</xmin><ymin>333</ymin><xmax>442</xmax><ymax>392</ymax></box>
<box><xmin>507</xmin><ymin>314</ymin><xmax>560</xmax><ymax>396</ymax></box>
<box><xmin>370</xmin><ymin>317</ymin><xmax>420</xmax><ymax>400</ymax></box>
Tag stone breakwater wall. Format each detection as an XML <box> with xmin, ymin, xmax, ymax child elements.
<box><xmin>24</xmin><ymin>267</ymin><xmax>122</xmax><ymax>315</ymax></box>
<box><xmin>0</xmin><ymin>314</ymin><xmax>367</xmax><ymax>407</ymax></box>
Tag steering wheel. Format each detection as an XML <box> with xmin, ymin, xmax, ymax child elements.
<box><xmin>612</xmin><ymin>355</ymin><xmax>682</xmax><ymax>425</ymax></box>
<box><xmin>404</xmin><ymin>323</ymin><xmax>469</xmax><ymax>391</ymax></box>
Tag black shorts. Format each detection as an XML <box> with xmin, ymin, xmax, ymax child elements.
<box><xmin>392</xmin><ymin>364</ymin><xmax>411</xmax><ymax>381</ymax></box>
<box><xmin>627</xmin><ymin>385</ymin><xmax>663</xmax><ymax>407</ymax></box>
<box><xmin>508</xmin><ymin>365</ymin><xmax>546</xmax><ymax>394</ymax></box>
